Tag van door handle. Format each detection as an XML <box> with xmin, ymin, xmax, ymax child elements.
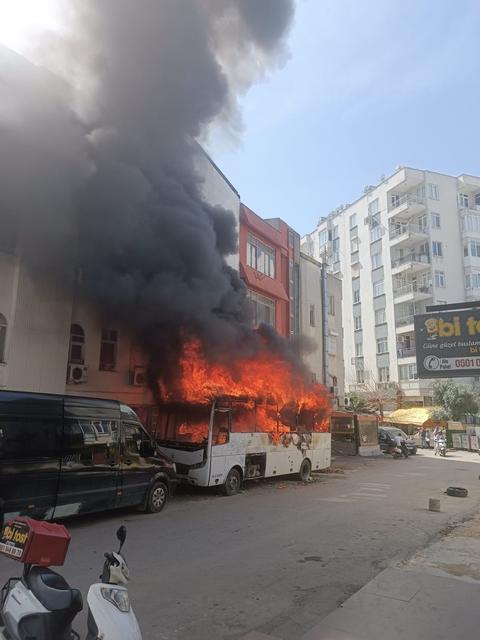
<box><xmin>109</xmin><ymin>460</ymin><xmax>116</xmax><ymax>467</ymax></box>
<box><xmin>125</xmin><ymin>459</ymin><xmax>133</xmax><ymax>466</ymax></box>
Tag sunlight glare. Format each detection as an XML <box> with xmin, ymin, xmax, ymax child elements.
<box><xmin>0</xmin><ymin>0</ymin><xmax>64</xmax><ymax>54</ymax></box>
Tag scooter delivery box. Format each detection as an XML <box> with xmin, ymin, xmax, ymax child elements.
<box><xmin>0</xmin><ymin>517</ymin><xmax>70</xmax><ymax>566</ymax></box>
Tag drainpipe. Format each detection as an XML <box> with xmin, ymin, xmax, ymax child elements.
<box><xmin>320</xmin><ymin>263</ymin><xmax>329</xmax><ymax>388</ymax></box>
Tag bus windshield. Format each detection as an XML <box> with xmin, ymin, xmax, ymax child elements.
<box><xmin>154</xmin><ymin>404</ymin><xmax>211</xmax><ymax>446</ymax></box>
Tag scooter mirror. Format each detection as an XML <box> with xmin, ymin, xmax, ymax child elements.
<box><xmin>116</xmin><ymin>525</ymin><xmax>127</xmax><ymax>552</ymax></box>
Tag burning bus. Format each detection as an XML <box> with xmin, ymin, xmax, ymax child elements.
<box><xmin>147</xmin><ymin>339</ymin><xmax>332</xmax><ymax>495</ymax></box>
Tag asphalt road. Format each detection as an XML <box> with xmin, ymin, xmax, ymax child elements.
<box><xmin>1</xmin><ymin>449</ymin><xmax>479</xmax><ymax>639</ymax></box>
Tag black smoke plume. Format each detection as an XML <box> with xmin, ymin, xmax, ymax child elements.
<box><xmin>0</xmin><ymin>1</ymin><xmax>303</xmax><ymax>391</ymax></box>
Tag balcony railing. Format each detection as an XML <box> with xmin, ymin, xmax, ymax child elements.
<box><xmin>397</xmin><ymin>346</ymin><xmax>417</xmax><ymax>358</ymax></box>
<box><xmin>391</xmin><ymin>253</ymin><xmax>430</xmax><ymax>269</ymax></box>
<box><xmin>389</xmin><ymin>193</ymin><xmax>425</xmax><ymax>213</ymax></box>
<box><xmin>393</xmin><ymin>283</ymin><xmax>432</xmax><ymax>298</ymax></box>
<box><xmin>396</xmin><ymin>314</ymin><xmax>415</xmax><ymax>327</ymax></box>
<box><xmin>389</xmin><ymin>223</ymin><xmax>428</xmax><ymax>240</ymax></box>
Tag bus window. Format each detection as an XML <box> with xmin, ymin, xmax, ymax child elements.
<box><xmin>231</xmin><ymin>402</ymin><xmax>256</xmax><ymax>433</ymax></box>
<box><xmin>255</xmin><ymin>403</ymin><xmax>278</xmax><ymax>433</ymax></box>
<box><xmin>212</xmin><ymin>409</ymin><xmax>229</xmax><ymax>445</ymax></box>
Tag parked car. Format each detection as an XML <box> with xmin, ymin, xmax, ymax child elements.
<box><xmin>0</xmin><ymin>391</ymin><xmax>177</xmax><ymax>525</ymax></box>
<box><xmin>378</xmin><ymin>426</ymin><xmax>417</xmax><ymax>455</ymax></box>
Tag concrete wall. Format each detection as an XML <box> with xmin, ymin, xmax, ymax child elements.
<box><xmin>300</xmin><ymin>253</ymin><xmax>344</xmax><ymax>406</ymax></box>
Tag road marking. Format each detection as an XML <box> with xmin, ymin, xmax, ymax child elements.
<box><xmin>349</xmin><ymin>493</ymin><xmax>387</xmax><ymax>499</ymax></box>
<box><xmin>361</xmin><ymin>482</ymin><xmax>391</xmax><ymax>488</ymax></box>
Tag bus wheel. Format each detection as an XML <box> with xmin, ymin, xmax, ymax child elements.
<box><xmin>299</xmin><ymin>458</ymin><xmax>312</xmax><ymax>482</ymax></box>
<box><xmin>146</xmin><ymin>480</ymin><xmax>168</xmax><ymax>513</ymax></box>
<box><xmin>222</xmin><ymin>468</ymin><xmax>242</xmax><ymax>496</ymax></box>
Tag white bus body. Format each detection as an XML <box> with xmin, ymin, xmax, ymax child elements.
<box><xmin>155</xmin><ymin>399</ymin><xmax>331</xmax><ymax>492</ymax></box>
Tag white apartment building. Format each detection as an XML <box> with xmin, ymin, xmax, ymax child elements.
<box><xmin>302</xmin><ymin>167</ymin><xmax>480</xmax><ymax>405</ymax></box>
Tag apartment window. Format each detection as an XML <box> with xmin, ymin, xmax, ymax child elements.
<box><xmin>466</xmin><ymin>273</ymin><xmax>480</xmax><ymax>290</ymax></box>
<box><xmin>247</xmin><ymin>234</ymin><xmax>275</xmax><ymax>278</ymax></box>
<box><xmin>463</xmin><ymin>214</ymin><xmax>480</xmax><ymax>233</ymax></box>
<box><xmin>370</xmin><ymin>225</ymin><xmax>382</xmax><ymax>242</ymax></box>
<box><xmin>368</xmin><ymin>198</ymin><xmax>379</xmax><ymax>215</ymax></box>
<box><xmin>99</xmin><ymin>329</ymin><xmax>118</xmax><ymax>371</ymax></box>
<box><xmin>432</xmin><ymin>241</ymin><xmax>443</xmax><ymax>258</ymax></box>
<box><xmin>355</xmin><ymin>342</ymin><xmax>363</xmax><ymax>357</ymax></box>
<box><xmin>434</xmin><ymin>270</ymin><xmax>446</xmax><ymax>288</ymax></box>
<box><xmin>459</xmin><ymin>193</ymin><xmax>469</xmax><ymax>208</ymax></box>
<box><xmin>430</xmin><ymin>212</ymin><xmax>441</xmax><ymax>228</ymax></box>
<box><xmin>332</xmin><ymin>250</ymin><xmax>340</xmax><ymax>264</ymax></box>
<box><xmin>350</xmin><ymin>237</ymin><xmax>359</xmax><ymax>253</ymax></box>
<box><xmin>376</xmin><ymin>337</ymin><xmax>388</xmax><ymax>354</ymax></box>
<box><xmin>328</xmin><ymin>336</ymin><xmax>337</xmax><ymax>355</ymax></box>
<box><xmin>69</xmin><ymin>324</ymin><xmax>85</xmax><ymax>365</ymax></box>
<box><xmin>470</xmin><ymin>241</ymin><xmax>480</xmax><ymax>258</ymax></box>
<box><xmin>328</xmin><ymin>295</ymin><xmax>335</xmax><ymax>316</ymax></box>
<box><xmin>428</xmin><ymin>184</ymin><xmax>439</xmax><ymax>200</ymax></box>
<box><xmin>309</xmin><ymin>305</ymin><xmax>315</xmax><ymax>327</ymax></box>
<box><xmin>417</xmin><ymin>214</ymin><xmax>428</xmax><ymax>232</ymax></box>
<box><xmin>354</xmin><ymin>315</ymin><xmax>362</xmax><ymax>331</ymax></box>
<box><xmin>378</xmin><ymin>366</ymin><xmax>390</xmax><ymax>383</ymax></box>
<box><xmin>318</xmin><ymin>229</ymin><xmax>328</xmax><ymax>246</ymax></box>
<box><xmin>0</xmin><ymin>313</ymin><xmax>7</xmax><ymax>363</ymax></box>
<box><xmin>350</xmin><ymin>213</ymin><xmax>357</xmax><ymax>229</ymax></box>
<box><xmin>353</xmin><ymin>289</ymin><xmax>361</xmax><ymax>304</ymax></box>
<box><xmin>399</xmin><ymin>363</ymin><xmax>418</xmax><ymax>381</ymax></box>
<box><xmin>372</xmin><ymin>251</ymin><xmax>383</xmax><ymax>269</ymax></box>
<box><xmin>248</xmin><ymin>291</ymin><xmax>276</xmax><ymax>328</ymax></box>
<box><xmin>373</xmin><ymin>280</ymin><xmax>385</xmax><ymax>297</ymax></box>
<box><xmin>356</xmin><ymin>369</ymin><xmax>365</xmax><ymax>384</ymax></box>
<box><xmin>417</xmin><ymin>185</ymin><xmax>426</xmax><ymax>202</ymax></box>
<box><xmin>375</xmin><ymin>308</ymin><xmax>386</xmax><ymax>325</ymax></box>
<box><xmin>333</xmin><ymin>225</ymin><xmax>339</xmax><ymax>239</ymax></box>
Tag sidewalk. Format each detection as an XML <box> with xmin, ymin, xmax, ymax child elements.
<box><xmin>301</xmin><ymin>513</ymin><xmax>480</xmax><ymax>640</ymax></box>
<box><xmin>241</xmin><ymin>512</ymin><xmax>480</xmax><ymax>640</ymax></box>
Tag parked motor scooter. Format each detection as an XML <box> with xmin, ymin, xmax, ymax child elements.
<box><xmin>0</xmin><ymin>517</ymin><xmax>141</xmax><ymax>640</ymax></box>
<box><xmin>438</xmin><ymin>436</ymin><xmax>447</xmax><ymax>457</ymax></box>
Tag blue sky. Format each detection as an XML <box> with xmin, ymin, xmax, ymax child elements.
<box><xmin>214</xmin><ymin>0</ymin><xmax>480</xmax><ymax>237</ymax></box>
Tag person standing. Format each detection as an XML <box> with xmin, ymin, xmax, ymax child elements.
<box><xmin>420</xmin><ymin>427</ymin><xmax>426</xmax><ymax>449</ymax></box>
<box><xmin>433</xmin><ymin>426</ymin><xmax>441</xmax><ymax>455</ymax></box>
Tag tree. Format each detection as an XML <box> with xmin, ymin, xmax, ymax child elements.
<box><xmin>432</xmin><ymin>380</ymin><xmax>479</xmax><ymax>421</ymax></box>
<box><xmin>348</xmin><ymin>380</ymin><xmax>400</xmax><ymax>422</ymax></box>
<box><xmin>346</xmin><ymin>393</ymin><xmax>369</xmax><ymax>413</ymax></box>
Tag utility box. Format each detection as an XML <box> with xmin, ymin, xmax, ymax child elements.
<box><xmin>0</xmin><ymin>517</ymin><xmax>71</xmax><ymax>566</ymax></box>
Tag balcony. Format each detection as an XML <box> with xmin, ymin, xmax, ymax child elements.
<box><xmin>393</xmin><ymin>282</ymin><xmax>433</xmax><ymax>304</ymax></box>
<box><xmin>466</xmin><ymin>287</ymin><xmax>480</xmax><ymax>301</ymax></box>
<box><xmin>389</xmin><ymin>223</ymin><xmax>429</xmax><ymax>248</ymax></box>
<box><xmin>388</xmin><ymin>194</ymin><xmax>426</xmax><ymax>220</ymax></box>
<box><xmin>399</xmin><ymin>379</ymin><xmax>433</xmax><ymax>398</ymax></box>
<box><xmin>397</xmin><ymin>346</ymin><xmax>416</xmax><ymax>360</ymax></box>
<box><xmin>396</xmin><ymin>314</ymin><xmax>415</xmax><ymax>333</ymax></box>
<box><xmin>391</xmin><ymin>253</ymin><xmax>430</xmax><ymax>275</ymax></box>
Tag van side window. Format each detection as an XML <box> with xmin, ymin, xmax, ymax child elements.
<box><xmin>0</xmin><ymin>418</ymin><xmax>61</xmax><ymax>459</ymax></box>
<box><xmin>123</xmin><ymin>422</ymin><xmax>151</xmax><ymax>455</ymax></box>
<box><xmin>64</xmin><ymin>419</ymin><xmax>119</xmax><ymax>447</ymax></box>
<box><xmin>212</xmin><ymin>409</ymin><xmax>230</xmax><ymax>445</ymax></box>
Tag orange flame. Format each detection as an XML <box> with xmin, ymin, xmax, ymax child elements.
<box><xmin>158</xmin><ymin>338</ymin><xmax>332</xmax><ymax>433</ymax></box>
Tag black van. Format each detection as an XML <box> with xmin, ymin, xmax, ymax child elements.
<box><xmin>0</xmin><ymin>391</ymin><xmax>176</xmax><ymax>524</ymax></box>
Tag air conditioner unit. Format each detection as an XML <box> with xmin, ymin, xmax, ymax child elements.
<box><xmin>67</xmin><ymin>364</ymin><xmax>88</xmax><ymax>384</ymax></box>
<box><xmin>130</xmin><ymin>366</ymin><xmax>146</xmax><ymax>387</ymax></box>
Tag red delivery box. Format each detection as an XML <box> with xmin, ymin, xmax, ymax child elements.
<box><xmin>0</xmin><ymin>517</ymin><xmax>71</xmax><ymax>566</ymax></box>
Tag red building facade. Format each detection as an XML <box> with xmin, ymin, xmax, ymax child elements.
<box><xmin>239</xmin><ymin>203</ymin><xmax>300</xmax><ymax>338</ymax></box>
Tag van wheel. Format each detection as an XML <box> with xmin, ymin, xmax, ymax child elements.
<box><xmin>299</xmin><ymin>458</ymin><xmax>312</xmax><ymax>482</ymax></box>
<box><xmin>222</xmin><ymin>468</ymin><xmax>242</xmax><ymax>496</ymax></box>
<box><xmin>146</xmin><ymin>481</ymin><xmax>168</xmax><ymax>513</ymax></box>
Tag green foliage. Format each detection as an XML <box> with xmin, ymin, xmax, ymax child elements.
<box><xmin>432</xmin><ymin>380</ymin><xmax>479</xmax><ymax>421</ymax></box>
<box><xmin>347</xmin><ymin>393</ymin><xmax>369</xmax><ymax>413</ymax></box>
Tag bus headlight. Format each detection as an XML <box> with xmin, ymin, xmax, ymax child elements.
<box><xmin>101</xmin><ymin>587</ymin><xmax>130</xmax><ymax>612</ymax></box>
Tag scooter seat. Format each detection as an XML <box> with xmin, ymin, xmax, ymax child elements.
<box><xmin>25</xmin><ymin>566</ymin><xmax>83</xmax><ymax>613</ymax></box>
